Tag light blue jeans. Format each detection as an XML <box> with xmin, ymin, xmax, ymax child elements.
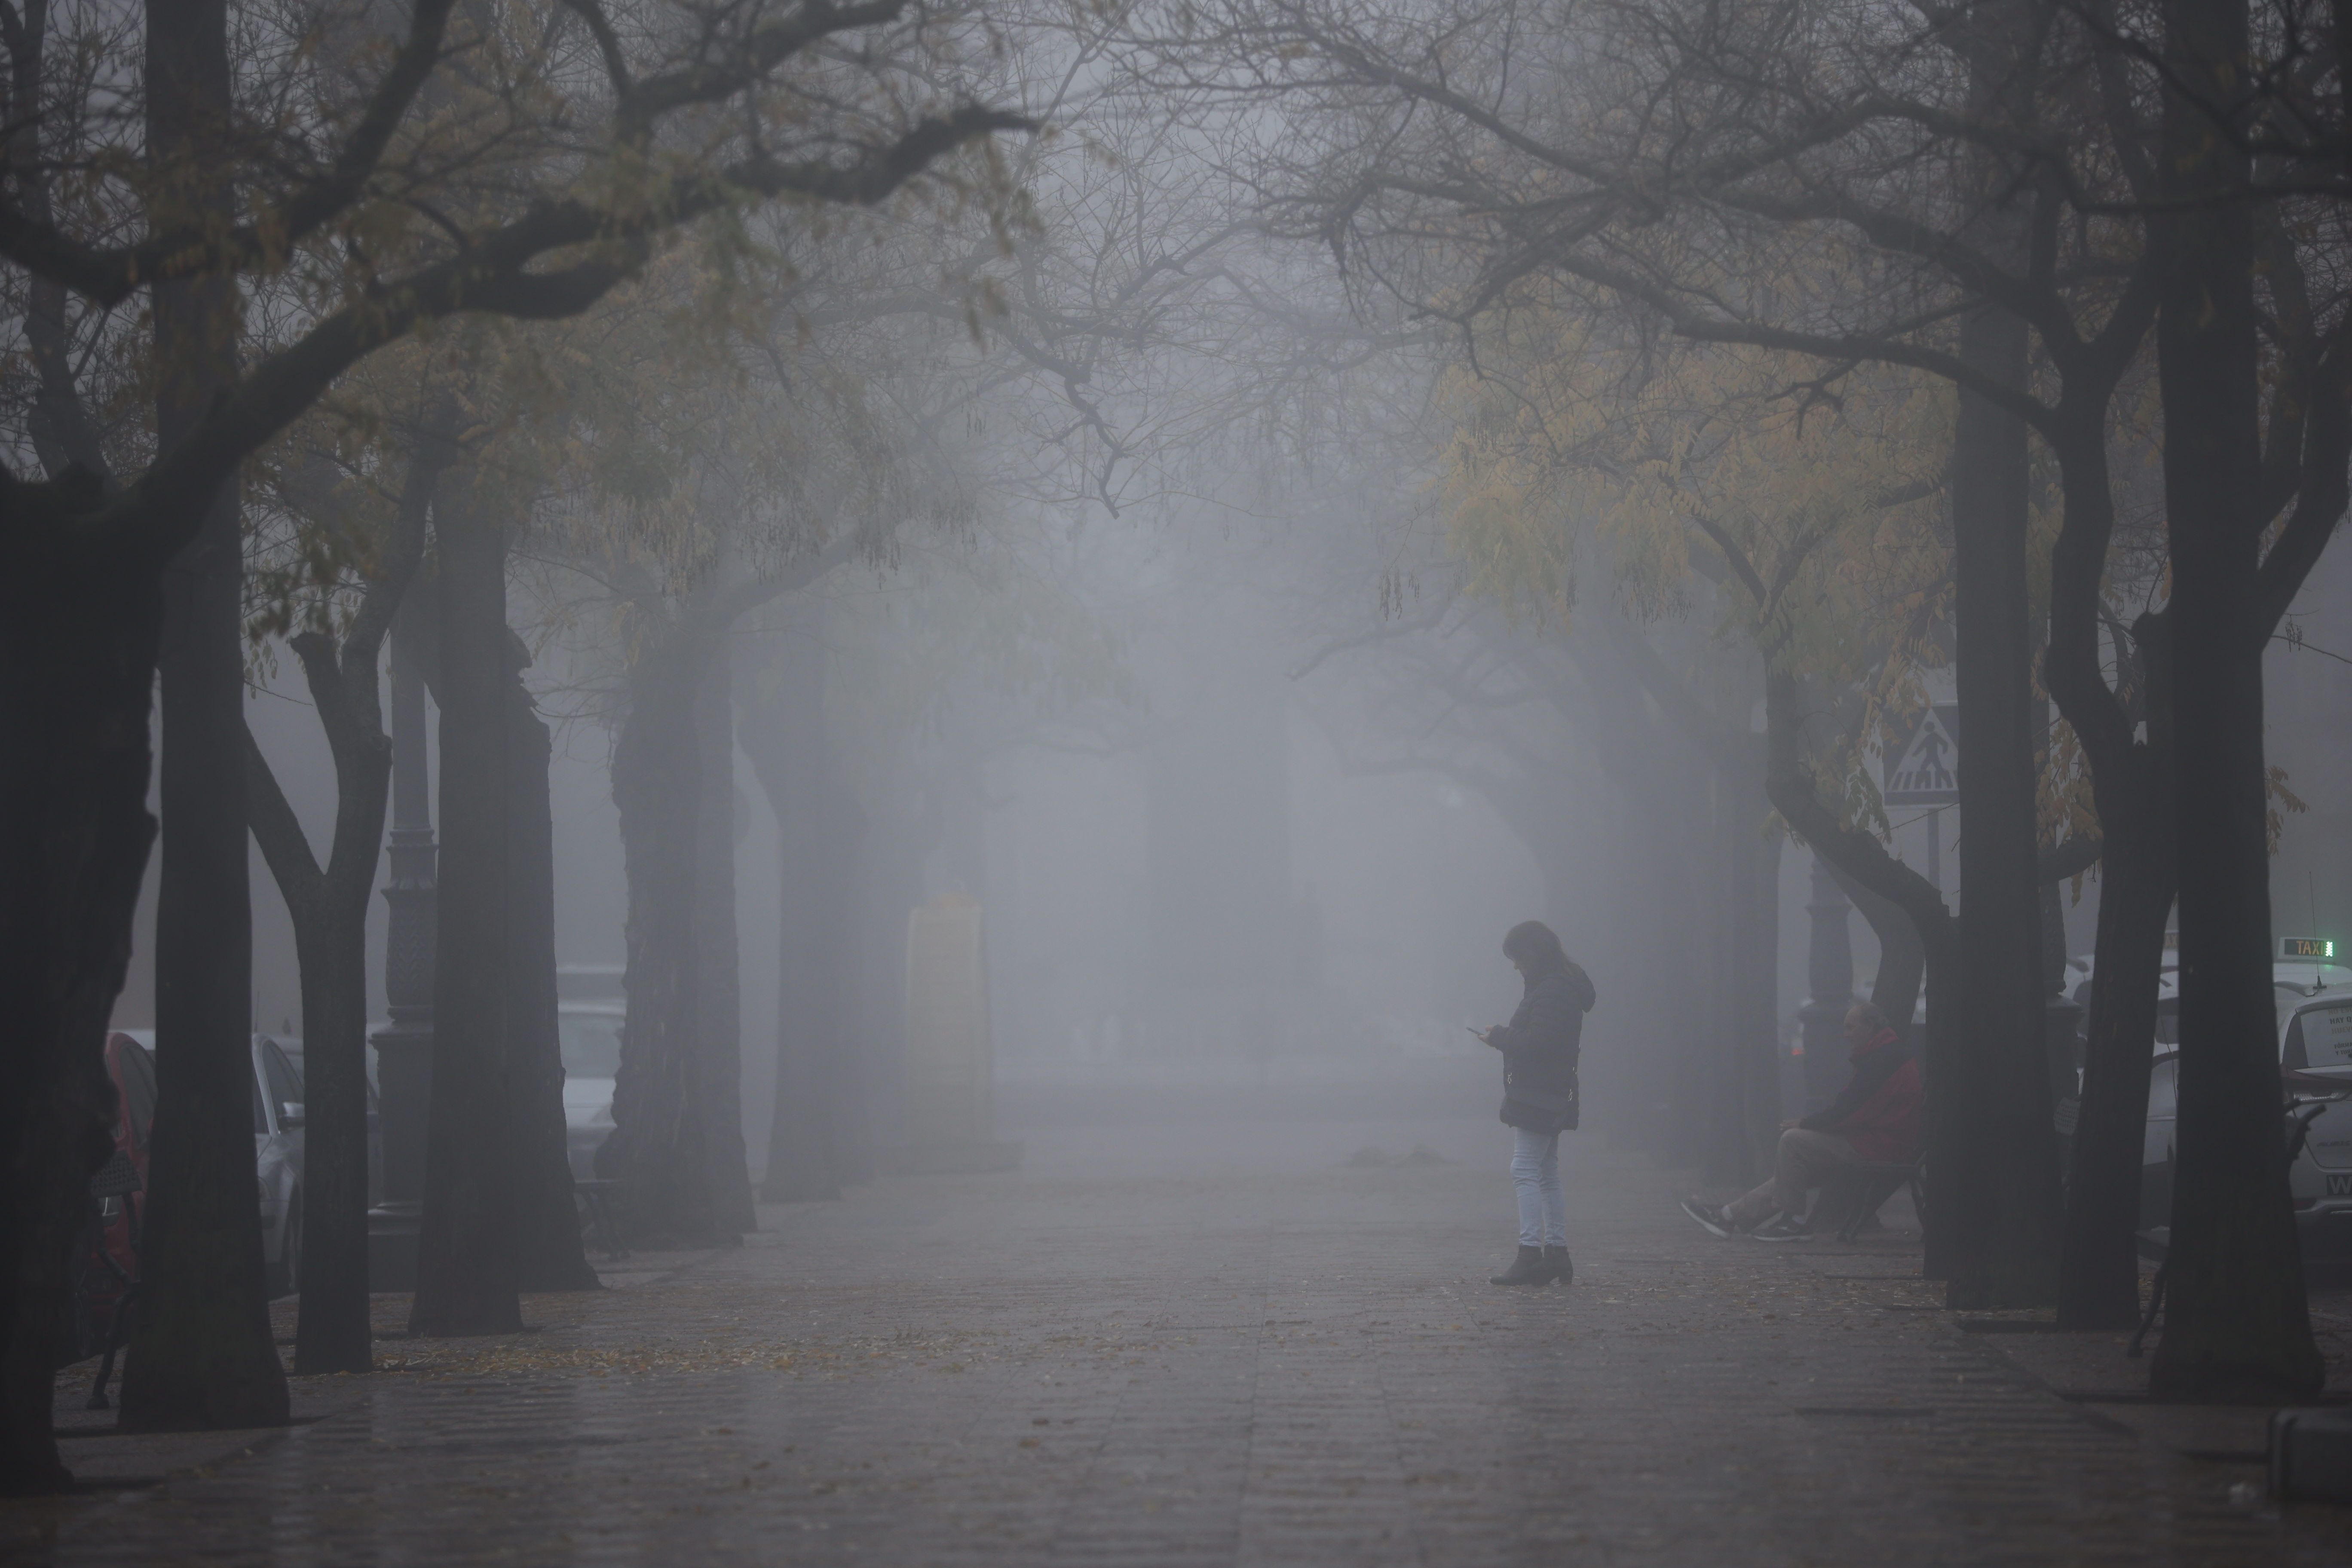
<box><xmin>1511</xmin><ymin>1127</ymin><xmax>1566</xmax><ymax>1248</ymax></box>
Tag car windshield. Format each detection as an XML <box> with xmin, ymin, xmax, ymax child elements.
<box><xmin>263</xmin><ymin>1040</ymin><xmax>302</xmax><ymax>1106</ymax></box>
<box><xmin>559</xmin><ymin>1013</ymin><xmax>624</xmax><ymax>1078</ymax></box>
<box><xmin>2292</xmin><ymin>1003</ymin><xmax>2352</xmax><ymax>1071</ymax></box>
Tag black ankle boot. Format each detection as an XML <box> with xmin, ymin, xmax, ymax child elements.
<box><xmin>1489</xmin><ymin>1245</ymin><xmax>1547</xmax><ymax>1286</ymax></box>
<box><xmin>1543</xmin><ymin>1245</ymin><xmax>1572</xmax><ymax>1286</ymax></box>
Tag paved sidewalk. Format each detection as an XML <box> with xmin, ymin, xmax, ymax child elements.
<box><xmin>10</xmin><ymin>1063</ymin><xmax>2352</xmax><ymax>1565</ymax></box>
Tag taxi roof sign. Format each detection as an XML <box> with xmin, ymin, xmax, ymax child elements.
<box><xmin>2282</xmin><ymin>937</ymin><xmax>2337</xmax><ymax>961</ymax></box>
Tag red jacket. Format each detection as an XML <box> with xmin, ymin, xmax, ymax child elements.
<box><xmin>1804</xmin><ymin>1030</ymin><xmax>1923</xmax><ymax>1164</ymax></box>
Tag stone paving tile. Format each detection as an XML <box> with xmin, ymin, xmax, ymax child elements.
<box><xmin>6</xmin><ymin>1069</ymin><xmax>2352</xmax><ymax>1565</ymax></box>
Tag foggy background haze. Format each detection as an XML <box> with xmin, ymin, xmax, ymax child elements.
<box><xmin>113</xmin><ymin>489</ymin><xmax>2352</xmax><ymax>1175</ymax></box>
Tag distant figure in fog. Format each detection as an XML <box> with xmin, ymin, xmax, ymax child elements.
<box><xmin>1680</xmin><ymin>1001</ymin><xmax>1922</xmax><ymax>1241</ymax></box>
<box><xmin>1473</xmin><ymin>921</ymin><xmax>1596</xmax><ymax>1286</ymax></box>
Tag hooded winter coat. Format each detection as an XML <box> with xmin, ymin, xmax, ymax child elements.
<box><xmin>1486</xmin><ymin>962</ymin><xmax>1596</xmax><ymax>1133</ymax></box>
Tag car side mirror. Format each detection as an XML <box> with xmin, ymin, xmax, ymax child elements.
<box><xmin>280</xmin><ymin>1101</ymin><xmax>305</xmax><ymax>1129</ymax></box>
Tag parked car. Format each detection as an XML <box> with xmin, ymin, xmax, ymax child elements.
<box><xmin>2138</xmin><ymin>975</ymin><xmax>2352</xmax><ymax>1257</ymax></box>
<box><xmin>558</xmin><ymin>1002</ymin><xmax>624</xmax><ymax>1179</ymax></box>
<box><xmin>251</xmin><ymin>1033</ymin><xmax>307</xmax><ymax>1296</ymax></box>
<box><xmin>2067</xmin><ymin>952</ymin><xmax>2352</xmax><ymax>1042</ymax></box>
<box><xmin>2278</xmin><ymin>984</ymin><xmax>2352</xmax><ymax>1255</ymax></box>
<box><xmin>115</xmin><ymin>1029</ymin><xmax>308</xmax><ymax>1298</ymax></box>
<box><xmin>270</xmin><ymin>1036</ymin><xmax>383</xmax><ymax>1208</ymax></box>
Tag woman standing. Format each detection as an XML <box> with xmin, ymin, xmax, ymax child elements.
<box><xmin>1474</xmin><ymin>921</ymin><xmax>1596</xmax><ymax>1286</ymax></box>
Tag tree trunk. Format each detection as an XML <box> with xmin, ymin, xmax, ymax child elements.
<box><xmin>2156</xmin><ymin>550</ymin><xmax>2316</xmax><ymax>1396</ymax></box>
<box><xmin>119</xmin><ymin>0</ymin><xmax>287</xmax><ymax>1434</ymax></box>
<box><xmin>1762</xmin><ymin>665</ymin><xmax>1960</xmax><ymax>1274</ymax></box>
<box><xmin>1560</xmin><ymin>619</ymin><xmax>1719</xmax><ymax>1162</ymax></box>
<box><xmin>2144</xmin><ymin>0</ymin><xmax>2322</xmax><ymax>1397</ymax></box>
<box><xmin>1742</xmin><ymin>798</ymin><xmax>1785</xmax><ymax>1176</ymax></box>
<box><xmin>243</xmin><ymin>647</ymin><xmax>393</xmax><ymax>1376</ymax></box>
<box><xmin>1941</xmin><ymin>301</ymin><xmax>2064</xmax><ymax>1309</ymax></box>
<box><xmin>743</xmin><ymin>631</ymin><xmax>847</xmax><ymax>1202</ymax></box>
<box><xmin>824</xmin><ymin>786</ymin><xmax>879</xmax><ymax>1184</ymax></box>
<box><xmin>1727</xmin><ymin>718</ymin><xmax>1782</xmax><ymax>1178</ymax></box>
<box><xmin>1914</xmin><ymin>934</ymin><xmax>1964</xmax><ymax>1285</ymax></box>
<box><xmin>1905</xmin><ymin>0</ymin><xmax>2065</xmax><ymax>1313</ymax></box>
<box><xmin>0</xmin><ymin>511</ymin><xmax>163</xmax><ymax>1491</ymax></box>
<box><xmin>1578</xmin><ymin>702</ymin><xmax>1708</xmax><ymax>1161</ymax></box>
<box><xmin>1799</xmin><ymin>855</ymin><xmax>1857</xmax><ymax>1113</ymax></box>
<box><xmin>285</xmin><ymin>915</ymin><xmax>371</xmax><ymax>1370</ymax></box>
<box><xmin>1705</xmin><ymin>770</ymin><xmax>1747</xmax><ymax>1185</ymax></box>
<box><xmin>2036</xmin><ymin>255</ymin><xmax>2165</xmax><ymax>1329</ymax></box>
<box><xmin>695</xmin><ymin>639</ymin><xmax>757</xmax><ymax>1234</ymax></box>
<box><xmin>291</xmin><ymin>745</ymin><xmax>383</xmax><ymax>1376</ymax></box>
<box><xmin>410</xmin><ymin>472</ymin><xmax>522</xmax><ymax>1337</ymax></box>
<box><xmin>124</xmin><ymin>470</ymin><xmax>285</xmax><ymax>1428</ymax></box>
<box><xmin>1710</xmin><ymin>742</ymin><xmax>1781</xmax><ymax>1185</ymax></box>
<box><xmin>1831</xmin><ymin>863</ymin><xmax>1925</xmax><ymax>1044</ymax></box>
<box><xmin>504</xmin><ymin>647</ymin><xmax>600</xmax><ymax>1292</ymax></box>
<box><xmin>249</xmin><ymin>458</ymin><xmax>435</xmax><ymax>1373</ymax></box>
<box><xmin>836</xmin><ymin>789</ymin><xmax>908</xmax><ymax>1188</ymax></box>
<box><xmin>2057</xmin><ymin>755</ymin><xmax>2174</xmax><ymax>1329</ymax></box>
<box><xmin>1642</xmin><ymin>802</ymin><xmax>1705</xmax><ymax>1161</ymax></box>
<box><xmin>1818</xmin><ymin>821</ymin><xmax>1949</xmax><ymax>1259</ymax></box>
<box><xmin>601</xmin><ymin>636</ymin><xmax>727</xmax><ymax>1243</ymax></box>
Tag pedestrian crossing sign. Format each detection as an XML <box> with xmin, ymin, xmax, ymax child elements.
<box><xmin>1881</xmin><ymin>704</ymin><xmax>1960</xmax><ymax>807</ymax></box>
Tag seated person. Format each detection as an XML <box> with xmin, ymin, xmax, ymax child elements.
<box><xmin>1681</xmin><ymin>1001</ymin><xmax>1922</xmax><ymax>1240</ymax></box>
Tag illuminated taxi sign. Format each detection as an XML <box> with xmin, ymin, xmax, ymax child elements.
<box><xmin>2282</xmin><ymin>937</ymin><xmax>2337</xmax><ymax>961</ymax></box>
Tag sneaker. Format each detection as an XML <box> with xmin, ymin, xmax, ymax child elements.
<box><xmin>1679</xmin><ymin>1197</ymin><xmax>1736</xmax><ymax>1239</ymax></box>
<box><xmin>1750</xmin><ymin>1213</ymin><xmax>1813</xmax><ymax>1242</ymax></box>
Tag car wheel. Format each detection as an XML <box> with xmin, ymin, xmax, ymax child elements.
<box><xmin>276</xmin><ymin>1192</ymin><xmax>302</xmax><ymax>1298</ymax></box>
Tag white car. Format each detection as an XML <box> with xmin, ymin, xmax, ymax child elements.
<box><xmin>251</xmin><ymin>1034</ymin><xmax>307</xmax><ymax>1296</ymax></box>
<box><xmin>122</xmin><ymin>1029</ymin><xmax>308</xmax><ymax>1298</ymax></box>
<box><xmin>2138</xmin><ymin>967</ymin><xmax>2352</xmax><ymax>1256</ymax></box>
<box><xmin>557</xmin><ymin>1003</ymin><xmax>624</xmax><ymax>1179</ymax></box>
<box><xmin>121</xmin><ymin>1029</ymin><xmax>309</xmax><ymax>1296</ymax></box>
<box><xmin>2279</xmin><ymin>983</ymin><xmax>2352</xmax><ymax>1249</ymax></box>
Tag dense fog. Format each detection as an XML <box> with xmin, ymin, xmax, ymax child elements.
<box><xmin>100</xmin><ymin>496</ymin><xmax>2352</xmax><ymax>1176</ymax></box>
<box><xmin>11</xmin><ymin>0</ymin><xmax>2352</xmax><ymax>1500</ymax></box>
<box><xmin>104</xmin><ymin>471</ymin><xmax>2352</xmax><ymax>1179</ymax></box>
